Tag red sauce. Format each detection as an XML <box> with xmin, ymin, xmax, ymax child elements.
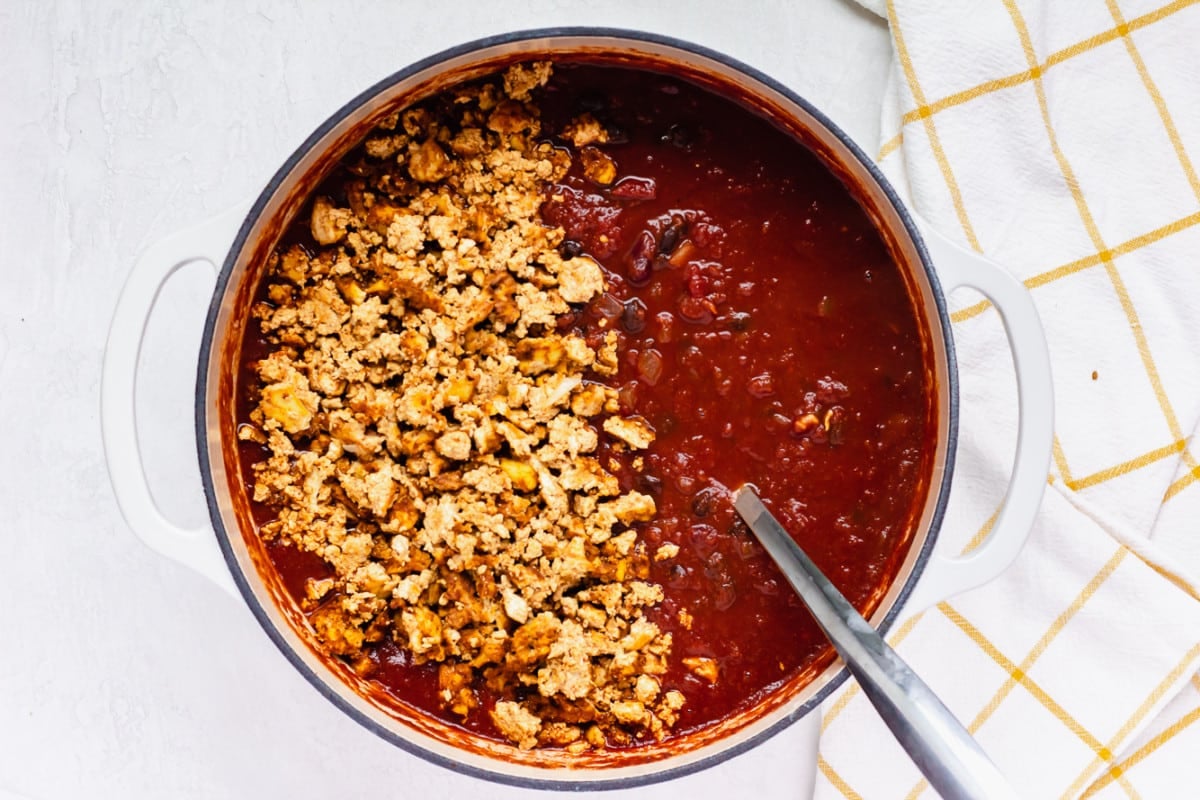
<box><xmin>234</xmin><ymin>63</ymin><xmax>935</xmax><ymax>744</ymax></box>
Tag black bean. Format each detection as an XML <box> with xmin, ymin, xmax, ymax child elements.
<box><xmin>658</xmin><ymin>215</ymin><xmax>686</xmax><ymax>254</ymax></box>
<box><xmin>826</xmin><ymin>405</ymin><xmax>848</xmax><ymax>446</ymax></box>
<box><xmin>667</xmin><ymin>563</ymin><xmax>690</xmax><ymax>587</ymax></box>
<box><xmin>575</xmin><ymin>90</ymin><xmax>607</xmax><ymax>113</ymax></box>
<box><xmin>713</xmin><ymin>580</ymin><xmax>738</xmax><ymax>611</ymax></box>
<box><xmin>637</xmin><ymin>473</ymin><xmax>663</xmax><ymax>496</ymax></box>
<box><xmin>691</xmin><ymin>486</ymin><xmax>721</xmax><ymax>518</ymax></box>
<box><xmin>560</xmin><ymin>239</ymin><xmax>583</xmax><ymax>258</ymax></box>
<box><xmin>658</xmin><ymin>227</ymin><xmax>679</xmax><ymax>255</ymax></box>
<box><xmin>621</xmin><ymin>298</ymin><xmax>647</xmax><ymax>333</ymax></box>
<box><xmin>702</xmin><ymin>552</ymin><xmax>727</xmax><ymax>580</ymax></box>
<box><xmin>605</xmin><ymin>123</ymin><xmax>629</xmax><ymax>145</ymax></box>
<box><xmin>656</xmin><ymin>413</ymin><xmax>678</xmax><ymax>436</ymax></box>
<box><xmin>665</xmin><ymin>124</ymin><xmax>694</xmax><ymax>149</ymax></box>
<box><xmin>726</xmin><ymin>311</ymin><xmax>752</xmax><ymax>331</ymax></box>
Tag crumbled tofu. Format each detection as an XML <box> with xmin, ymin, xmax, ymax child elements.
<box><xmin>571</xmin><ymin>383</ymin><xmax>613</xmax><ymax>417</ymax></box>
<box><xmin>499</xmin><ymin>458</ymin><xmax>538</xmax><ymax>492</ymax></box>
<box><xmin>611</xmin><ymin>701</ymin><xmax>647</xmax><ymax>725</ymax></box>
<box><xmin>408</xmin><ymin>139</ymin><xmax>450</xmax><ymax>183</ymax></box>
<box><xmin>502</xmin><ymin>589</ymin><xmax>530</xmax><ymax>624</ymax></box>
<box><xmin>562</xmin><ymin>113</ymin><xmax>610</xmax><ymax>147</ymax></box>
<box><xmin>487</xmin><ymin>100</ymin><xmax>539</xmax><ymax>135</ymax></box>
<box><xmin>605</xmin><ymin>491</ymin><xmax>657</xmax><ymax>525</ymax></box>
<box><xmin>259</xmin><ymin>366</ymin><xmax>318</xmax><ymax>434</ymax></box>
<box><xmin>434</xmin><ymin>431</ymin><xmax>472</xmax><ymax>461</ymax></box>
<box><xmin>677</xmin><ymin>608</ymin><xmax>694</xmax><ymax>630</ymax></box>
<box><xmin>305</xmin><ymin>577</ymin><xmax>334</xmax><ymax>602</ymax></box>
<box><xmin>557</xmin><ymin>256</ymin><xmax>606</xmax><ymax>303</ymax></box>
<box><xmin>603</xmin><ymin>416</ymin><xmax>656</xmax><ymax>450</ymax></box>
<box><xmin>310</xmin><ymin>196</ymin><xmax>352</xmax><ymax>245</ymax></box>
<box><xmin>683</xmin><ymin>656</ymin><xmax>720</xmax><ymax>684</ymax></box>
<box><xmin>515</xmin><ymin>337</ymin><xmax>566</xmax><ymax>375</ymax></box>
<box><xmin>580</xmin><ymin>146</ymin><xmax>618</xmax><ymax>186</ymax></box>
<box><xmin>502</xmin><ymin>60</ymin><xmax>553</xmax><ymax>101</ymax></box>
<box><xmin>655</xmin><ymin>543</ymin><xmax>680</xmax><ymax>561</ymax></box>
<box><xmin>491</xmin><ymin>700</ymin><xmax>542</xmax><ymax>750</ymax></box>
<box><xmin>245</xmin><ymin>62</ymin><xmax>684</xmax><ymax>753</ymax></box>
<box><xmin>593</xmin><ymin>331</ymin><xmax>619</xmax><ymax>376</ymax></box>
<box><xmin>635</xmin><ymin>674</ymin><xmax>660</xmax><ymax>704</ymax></box>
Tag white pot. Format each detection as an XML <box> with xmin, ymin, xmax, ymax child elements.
<box><xmin>101</xmin><ymin>28</ymin><xmax>1053</xmax><ymax>790</ymax></box>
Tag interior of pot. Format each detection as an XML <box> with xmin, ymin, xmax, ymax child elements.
<box><xmin>198</xmin><ymin>29</ymin><xmax>955</xmax><ymax>788</ymax></box>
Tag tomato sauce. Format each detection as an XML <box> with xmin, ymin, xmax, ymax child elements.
<box><xmin>235</xmin><ymin>63</ymin><xmax>935</xmax><ymax>744</ymax></box>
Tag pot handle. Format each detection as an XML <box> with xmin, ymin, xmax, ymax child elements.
<box><xmin>902</xmin><ymin>219</ymin><xmax>1054</xmax><ymax>614</ymax></box>
<box><xmin>101</xmin><ymin>203</ymin><xmax>251</xmax><ymax>598</ymax></box>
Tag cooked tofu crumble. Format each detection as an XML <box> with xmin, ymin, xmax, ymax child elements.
<box><xmin>241</xmin><ymin>63</ymin><xmax>685</xmax><ymax>750</ymax></box>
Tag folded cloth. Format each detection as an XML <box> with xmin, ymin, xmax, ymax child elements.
<box><xmin>815</xmin><ymin>1</ymin><xmax>1200</xmax><ymax>797</ymax></box>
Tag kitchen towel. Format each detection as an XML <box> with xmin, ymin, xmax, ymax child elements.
<box><xmin>816</xmin><ymin>1</ymin><xmax>1200</xmax><ymax>797</ymax></box>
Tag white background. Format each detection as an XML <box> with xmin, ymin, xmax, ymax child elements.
<box><xmin>0</xmin><ymin>2</ymin><xmax>893</xmax><ymax>798</ymax></box>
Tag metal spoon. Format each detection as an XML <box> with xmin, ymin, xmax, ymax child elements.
<box><xmin>733</xmin><ymin>486</ymin><xmax>1020</xmax><ymax>800</ymax></box>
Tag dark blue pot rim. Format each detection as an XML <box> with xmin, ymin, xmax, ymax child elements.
<box><xmin>195</xmin><ymin>26</ymin><xmax>958</xmax><ymax>792</ymax></box>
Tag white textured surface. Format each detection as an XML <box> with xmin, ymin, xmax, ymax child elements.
<box><xmin>0</xmin><ymin>2</ymin><xmax>891</xmax><ymax>798</ymax></box>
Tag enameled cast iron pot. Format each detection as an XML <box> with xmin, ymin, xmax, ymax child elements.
<box><xmin>102</xmin><ymin>29</ymin><xmax>1053</xmax><ymax>790</ymax></box>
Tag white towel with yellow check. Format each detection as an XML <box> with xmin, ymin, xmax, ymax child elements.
<box><xmin>815</xmin><ymin>1</ymin><xmax>1200</xmax><ymax>797</ymax></box>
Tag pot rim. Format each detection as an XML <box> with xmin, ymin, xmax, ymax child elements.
<box><xmin>195</xmin><ymin>26</ymin><xmax>958</xmax><ymax>791</ymax></box>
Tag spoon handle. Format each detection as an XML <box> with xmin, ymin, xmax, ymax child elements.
<box><xmin>733</xmin><ymin>488</ymin><xmax>1020</xmax><ymax>800</ymax></box>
